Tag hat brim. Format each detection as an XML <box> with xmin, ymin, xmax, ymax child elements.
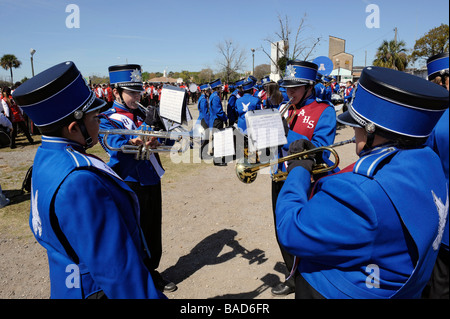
<box><xmin>121</xmin><ymin>86</ymin><xmax>144</xmax><ymax>92</ymax></box>
<box><xmin>280</xmin><ymin>80</ymin><xmax>310</xmax><ymax>88</ymax></box>
<box><xmin>115</xmin><ymin>83</ymin><xmax>144</xmax><ymax>92</ymax></box>
<box><xmin>337</xmin><ymin>110</ymin><xmax>362</xmax><ymax>128</ymax></box>
<box><xmin>87</xmin><ymin>97</ymin><xmax>109</xmax><ymax>114</ymax></box>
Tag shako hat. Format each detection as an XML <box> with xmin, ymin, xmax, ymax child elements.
<box><xmin>280</xmin><ymin>60</ymin><xmax>318</xmax><ymax>87</ymax></box>
<box><xmin>235</xmin><ymin>78</ymin><xmax>246</xmax><ymax>87</ymax></box>
<box><xmin>247</xmin><ymin>75</ymin><xmax>257</xmax><ymax>86</ymax></box>
<box><xmin>261</xmin><ymin>75</ymin><xmax>273</xmax><ymax>85</ymax></box>
<box><xmin>316</xmin><ymin>73</ymin><xmax>324</xmax><ymax>82</ymax></box>
<box><xmin>337</xmin><ymin>66</ymin><xmax>449</xmax><ymax>140</ymax></box>
<box><xmin>199</xmin><ymin>83</ymin><xmax>211</xmax><ymax>91</ymax></box>
<box><xmin>210</xmin><ymin>78</ymin><xmax>222</xmax><ymax>89</ymax></box>
<box><xmin>427</xmin><ymin>52</ymin><xmax>449</xmax><ymax>81</ymax></box>
<box><xmin>108</xmin><ymin>64</ymin><xmax>144</xmax><ymax>92</ymax></box>
<box><xmin>242</xmin><ymin>78</ymin><xmax>255</xmax><ymax>91</ymax></box>
<box><xmin>12</xmin><ymin>61</ymin><xmax>107</xmax><ymax>134</ymax></box>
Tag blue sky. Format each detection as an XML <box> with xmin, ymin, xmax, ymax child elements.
<box><xmin>0</xmin><ymin>0</ymin><xmax>448</xmax><ymax>82</ymax></box>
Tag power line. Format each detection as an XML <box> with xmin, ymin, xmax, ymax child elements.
<box><xmin>347</xmin><ymin>29</ymin><xmax>395</xmax><ymax>55</ymax></box>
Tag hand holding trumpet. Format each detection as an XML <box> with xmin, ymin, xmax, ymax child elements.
<box><xmin>129</xmin><ymin>136</ymin><xmax>161</xmax><ymax>149</ymax></box>
<box><xmin>287</xmin><ymin>139</ymin><xmax>316</xmax><ymax>173</ymax></box>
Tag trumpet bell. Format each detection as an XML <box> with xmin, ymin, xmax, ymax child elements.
<box><xmin>234</xmin><ymin>137</ymin><xmax>355</xmax><ymax>184</ymax></box>
<box><xmin>235</xmin><ymin>158</ymin><xmax>259</xmax><ymax>184</ymax></box>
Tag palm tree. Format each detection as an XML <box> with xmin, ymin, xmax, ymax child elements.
<box><xmin>373</xmin><ymin>40</ymin><xmax>408</xmax><ymax>71</ymax></box>
<box><xmin>0</xmin><ymin>54</ymin><xmax>22</xmax><ymax>84</ymax></box>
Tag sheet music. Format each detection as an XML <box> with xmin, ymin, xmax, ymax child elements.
<box><xmin>246</xmin><ymin>109</ymin><xmax>287</xmax><ymax>151</ymax></box>
<box><xmin>159</xmin><ymin>85</ymin><xmax>185</xmax><ymax>123</ymax></box>
<box><xmin>213</xmin><ymin>128</ymin><xmax>235</xmax><ymax>158</ymax></box>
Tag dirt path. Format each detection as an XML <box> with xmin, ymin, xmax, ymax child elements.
<box><xmin>0</xmin><ymin>104</ymin><xmax>358</xmax><ymax>299</ymax></box>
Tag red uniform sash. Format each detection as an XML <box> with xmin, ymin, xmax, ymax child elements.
<box><xmin>288</xmin><ymin>101</ymin><xmax>329</xmax><ymax>140</ymax></box>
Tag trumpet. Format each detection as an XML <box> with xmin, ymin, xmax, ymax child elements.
<box><xmin>235</xmin><ymin>137</ymin><xmax>355</xmax><ymax>184</ymax></box>
<box><xmin>99</xmin><ymin>126</ymin><xmax>194</xmax><ymax>160</ymax></box>
<box><xmin>278</xmin><ymin>97</ymin><xmax>294</xmax><ymax>117</ymax></box>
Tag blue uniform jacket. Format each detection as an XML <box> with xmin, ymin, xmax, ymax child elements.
<box><xmin>30</xmin><ymin>136</ymin><xmax>165</xmax><ymax>299</ymax></box>
<box><xmin>98</xmin><ymin>102</ymin><xmax>164</xmax><ymax>186</ymax></box>
<box><xmin>226</xmin><ymin>90</ymin><xmax>240</xmax><ymax>124</ymax></box>
<box><xmin>276</xmin><ymin>145</ymin><xmax>448</xmax><ymax>298</ymax></box>
<box><xmin>236</xmin><ymin>93</ymin><xmax>262</xmax><ymax>134</ymax></box>
<box><xmin>208</xmin><ymin>91</ymin><xmax>227</xmax><ymax>128</ymax></box>
<box><xmin>280</xmin><ymin>87</ymin><xmax>289</xmax><ymax>102</ymax></box>
<box><xmin>314</xmin><ymin>83</ymin><xmax>326</xmax><ymax>101</ymax></box>
<box><xmin>344</xmin><ymin>87</ymin><xmax>354</xmax><ymax>103</ymax></box>
<box><xmin>426</xmin><ymin>108</ymin><xmax>449</xmax><ymax>250</ymax></box>
<box><xmin>275</xmin><ymin>96</ymin><xmax>336</xmax><ymax>174</ymax></box>
<box><xmin>325</xmin><ymin>86</ymin><xmax>332</xmax><ymax>102</ymax></box>
<box><xmin>197</xmin><ymin>93</ymin><xmax>209</xmax><ymax>126</ymax></box>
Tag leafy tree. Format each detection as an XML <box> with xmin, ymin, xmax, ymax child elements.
<box><xmin>0</xmin><ymin>54</ymin><xmax>22</xmax><ymax>84</ymax></box>
<box><xmin>410</xmin><ymin>24</ymin><xmax>449</xmax><ymax>63</ymax></box>
<box><xmin>197</xmin><ymin>68</ymin><xmax>214</xmax><ymax>83</ymax></box>
<box><xmin>373</xmin><ymin>39</ymin><xmax>408</xmax><ymax>71</ymax></box>
<box><xmin>253</xmin><ymin>64</ymin><xmax>271</xmax><ymax>80</ymax></box>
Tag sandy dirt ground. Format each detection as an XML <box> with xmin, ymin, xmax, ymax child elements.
<box><xmin>0</xmin><ymin>102</ymin><xmax>358</xmax><ymax>299</ymax></box>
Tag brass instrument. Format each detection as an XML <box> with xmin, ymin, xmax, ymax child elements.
<box><xmin>278</xmin><ymin>97</ymin><xmax>297</xmax><ymax>124</ymax></box>
<box><xmin>235</xmin><ymin>137</ymin><xmax>355</xmax><ymax>184</ymax></box>
<box><xmin>278</xmin><ymin>97</ymin><xmax>294</xmax><ymax>117</ymax></box>
<box><xmin>99</xmin><ymin>126</ymin><xmax>194</xmax><ymax>160</ymax></box>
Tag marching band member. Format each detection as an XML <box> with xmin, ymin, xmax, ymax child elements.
<box><xmin>275</xmin><ymin>66</ymin><xmax>449</xmax><ymax>299</ymax></box>
<box><xmin>271</xmin><ymin>60</ymin><xmax>336</xmax><ymax>296</ymax></box>
<box><xmin>343</xmin><ymin>80</ymin><xmax>354</xmax><ymax>112</ymax></box>
<box><xmin>226</xmin><ymin>78</ymin><xmax>244</xmax><ymax>127</ymax></box>
<box><xmin>259</xmin><ymin>75</ymin><xmax>272</xmax><ymax>102</ymax></box>
<box><xmin>98</xmin><ymin>64</ymin><xmax>176</xmax><ymax>293</ymax></box>
<box><xmin>196</xmin><ymin>83</ymin><xmax>211</xmax><ymax>158</ymax></box>
<box><xmin>331</xmin><ymin>76</ymin><xmax>340</xmax><ymax>94</ymax></box>
<box><xmin>12</xmin><ymin>61</ymin><xmax>165</xmax><ymax>299</ymax></box>
<box><xmin>208</xmin><ymin>78</ymin><xmax>228</xmax><ymax>166</ymax></box>
<box><xmin>235</xmin><ymin>78</ymin><xmax>262</xmax><ymax>134</ymax></box>
<box><xmin>197</xmin><ymin>83</ymin><xmax>211</xmax><ymax>130</ymax></box>
<box><xmin>422</xmin><ymin>52</ymin><xmax>449</xmax><ymax>299</ymax></box>
<box><xmin>323</xmin><ymin>76</ymin><xmax>333</xmax><ymax>102</ymax></box>
<box><xmin>263</xmin><ymin>82</ymin><xmax>284</xmax><ymax>109</ymax></box>
<box><xmin>314</xmin><ymin>73</ymin><xmax>326</xmax><ymax>101</ymax></box>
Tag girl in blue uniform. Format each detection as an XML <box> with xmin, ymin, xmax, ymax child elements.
<box><xmin>208</xmin><ymin>78</ymin><xmax>228</xmax><ymax>166</ymax></box>
<box><xmin>12</xmin><ymin>61</ymin><xmax>165</xmax><ymax>299</ymax></box>
<box><xmin>195</xmin><ymin>84</ymin><xmax>211</xmax><ymax>159</ymax></box>
<box><xmin>275</xmin><ymin>66</ymin><xmax>449</xmax><ymax>299</ymax></box>
<box><xmin>98</xmin><ymin>64</ymin><xmax>176</xmax><ymax>293</ymax></box>
<box><xmin>271</xmin><ymin>60</ymin><xmax>336</xmax><ymax>296</ymax></box>
<box><xmin>235</xmin><ymin>78</ymin><xmax>262</xmax><ymax>134</ymax></box>
<box><xmin>422</xmin><ymin>52</ymin><xmax>449</xmax><ymax>299</ymax></box>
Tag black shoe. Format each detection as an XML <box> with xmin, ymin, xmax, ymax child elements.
<box><xmin>214</xmin><ymin>162</ymin><xmax>227</xmax><ymax>166</ymax></box>
<box><xmin>271</xmin><ymin>282</ymin><xmax>295</xmax><ymax>296</ymax></box>
<box><xmin>151</xmin><ymin>271</ymin><xmax>177</xmax><ymax>292</ymax></box>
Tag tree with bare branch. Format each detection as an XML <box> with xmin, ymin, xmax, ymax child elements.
<box><xmin>216</xmin><ymin>39</ymin><xmax>247</xmax><ymax>83</ymax></box>
<box><xmin>261</xmin><ymin>13</ymin><xmax>321</xmax><ymax>76</ymax></box>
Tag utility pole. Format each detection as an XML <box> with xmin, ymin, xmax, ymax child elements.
<box><xmin>394</xmin><ymin>27</ymin><xmax>398</xmax><ymax>45</ymax></box>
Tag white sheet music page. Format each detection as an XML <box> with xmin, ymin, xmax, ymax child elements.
<box><xmin>159</xmin><ymin>85</ymin><xmax>185</xmax><ymax>123</ymax></box>
<box><xmin>213</xmin><ymin>128</ymin><xmax>235</xmax><ymax>158</ymax></box>
<box><xmin>246</xmin><ymin>109</ymin><xmax>287</xmax><ymax>151</ymax></box>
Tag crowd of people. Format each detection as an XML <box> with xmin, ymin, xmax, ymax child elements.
<box><xmin>1</xmin><ymin>51</ymin><xmax>448</xmax><ymax>300</ymax></box>
<box><xmin>0</xmin><ymin>84</ymin><xmax>35</xmax><ymax>149</ymax></box>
